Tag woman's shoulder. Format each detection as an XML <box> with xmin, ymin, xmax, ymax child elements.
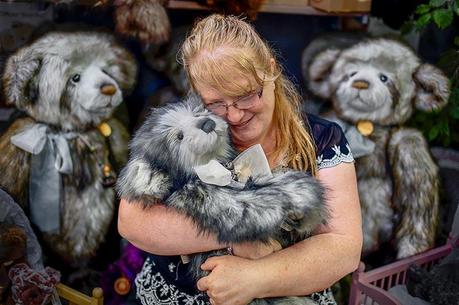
<box><xmin>302</xmin><ymin>113</ymin><xmax>354</xmax><ymax>170</ymax></box>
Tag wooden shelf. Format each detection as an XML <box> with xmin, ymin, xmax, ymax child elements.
<box><xmin>168</xmin><ymin>0</ymin><xmax>369</xmax><ymax>16</ymax></box>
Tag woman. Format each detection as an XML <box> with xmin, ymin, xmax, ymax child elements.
<box><xmin>118</xmin><ymin>14</ymin><xmax>362</xmax><ymax>305</ymax></box>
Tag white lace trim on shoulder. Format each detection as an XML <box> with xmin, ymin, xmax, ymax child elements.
<box><xmin>317</xmin><ymin>144</ymin><xmax>354</xmax><ymax>170</ymax></box>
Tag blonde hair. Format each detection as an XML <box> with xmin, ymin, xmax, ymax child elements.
<box><xmin>179</xmin><ymin>14</ymin><xmax>317</xmax><ymax>175</ymax></box>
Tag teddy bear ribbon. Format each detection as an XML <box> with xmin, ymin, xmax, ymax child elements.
<box><xmin>10</xmin><ymin>123</ymin><xmax>77</xmax><ymax>233</ymax></box>
<box><xmin>327</xmin><ymin>116</ymin><xmax>376</xmax><ymax>158</ymax></box>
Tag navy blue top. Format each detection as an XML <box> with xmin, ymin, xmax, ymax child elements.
<box><xmin>134</xmin><ymin>114</ymin><xmax>354</xmax><ymax>305</ymax></box>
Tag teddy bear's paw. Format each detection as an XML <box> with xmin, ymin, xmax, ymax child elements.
<box><xmin>117</xmin><ymin>159</ymin><xmax>171</xmax><ymax>200</ymax></box>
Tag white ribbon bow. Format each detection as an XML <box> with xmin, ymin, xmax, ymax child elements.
<box><xmin>10</xmin><ymin>123</ymin><xmax>77</xmax><ymax>232</ymax></box>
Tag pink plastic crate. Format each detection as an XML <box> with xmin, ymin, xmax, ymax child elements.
<box><xmin>348</xmin><ymin>240</ymin><xmax>455</xmax><ymax>305</ymax></box>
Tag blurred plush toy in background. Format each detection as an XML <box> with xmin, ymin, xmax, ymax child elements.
<box><xmin>196</xmin><ymin>0</ymin><xmax>265</xmax><ymax>20</ymax></box>
<box><xmin>85</xmin><ymin>0</ymin><xmax>171</xmax><ymax>46</ymax></box>
<box><xmin>0</xmin><ymin>189</ymin><xmax>60</xmax><ymax>305</ymax></box>
<box><xmin>305</xmin><ymin>37</ymin><xmax>450</xmax><ymax>259</ymax></box>
<box><xmin>100</xmin><ymin>241</ymin><xmax>146</xmax><ymax>305</ymax></box>
<box><xmin>0</xmin><ymin>31</ymin><xmax>137</xmax><ymax>270</ymax></box>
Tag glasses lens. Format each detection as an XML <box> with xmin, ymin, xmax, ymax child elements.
<box><xmin>235</xmin><ymin>89</ymin><xmax>262</xmax><ymax>110</ymax></box>
<box><xmin>207</xmin><ymin>103</ymin><xmax>226</xmax><ymax>115</ymax></box>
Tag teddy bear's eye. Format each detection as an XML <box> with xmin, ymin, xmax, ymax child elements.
<box><xmin>379</xmin><ymin>74</ymin><xmax>388</xmax><ymax>83</ymax></box>
<box><xmin>71</xmin><ymin>74</ymin><xmax>81</xmax><ymax>83</ymax></box>
<box><xmin>177</xmin><ymin>131</ymin><xmax>184</xmax><ymax>141</ymax></box>
<box><xmin>350</xmin><ymin>71</ymin><xmax>357</xmax><ymax>77</ymax></box>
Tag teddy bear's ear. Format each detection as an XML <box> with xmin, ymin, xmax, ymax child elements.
<box><xmin>3</xmin><ymin>47</ymin><xmax>42</xmax><ymax>109</ymax></box>
<box><xmin>413</xmin><ymin>63</ymin><xmax>450</xmax><ymax>112</ymax></box>
<box><xmin>110</xmin><ymin>44</ymin><xmax>138</xmax><ymax>94</ymax></box>
<box><xmin>307</xmin><ymin>49</ymin><xmax>340</xmax><ymax>99</ymax></box>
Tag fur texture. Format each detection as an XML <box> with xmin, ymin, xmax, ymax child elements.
<box><xmin>113</xmin><ymin>0</ymin><xmax>171</xmax><ymax>45</ymax></box>
<box><xmin>117</xmin><ymin>95</ymin><xmax>328</xmax><ymax>305</ymax></box>
<box><xmin>306</xmin><ymin>37</ymin><xmax>449</xmax><ymax>259</ymax></box>
<box><xmin>0</xmin><ymin>31</ymin><xmax>137</xmax><ymax>263</ymax></box>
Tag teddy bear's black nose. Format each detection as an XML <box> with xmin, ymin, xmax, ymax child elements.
<box><xmin>199</xmin><ymin>118</ymin><xmax>216</xmax><ymax>133</ymax></box>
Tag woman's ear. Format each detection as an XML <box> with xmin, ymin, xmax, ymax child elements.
<box><xmin>269</xmin><ymin>57</ymin><xmax>276</xmax><ymax>75</ymax></box>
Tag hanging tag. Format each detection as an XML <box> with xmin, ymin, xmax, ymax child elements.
<box><xmin>232</xmin><ymin>144</ymin><xmax>272</xmax><ymax>183</ymax></box>
<box><xmin>98</xmin><ymin>122</ymin><xmax>112</xmax><ymax>137</ymax></box>
<box><xmin>356</xmin><ymin>120</ymin><xmax>374</xmax><ymax>136</ymax></box>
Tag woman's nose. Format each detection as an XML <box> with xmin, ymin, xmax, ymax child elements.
<box><xmin>225</xmin><ymin>106</ymin><xmax>245</xmax><ymax>123</ymax></box>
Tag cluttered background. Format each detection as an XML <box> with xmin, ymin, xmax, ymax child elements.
<box><xmin>0</xmin><ymin>1</ymin><xmax>458</xmax><ymax>305</ymax></box>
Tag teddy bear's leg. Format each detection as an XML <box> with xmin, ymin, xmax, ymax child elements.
<box><xmin>358</xmin><ymin>177</ymin><xmax>394</xmax><ymax>255</ymax></box>
<box><xmin>166</xmin><ymin>171</ymin><xmax>327</xmax><ymax>244</ymax></box>
<box><xmin>389</xmin><ymin>129</ymin><xmax>439</xmax><ymax>259</ymax></box>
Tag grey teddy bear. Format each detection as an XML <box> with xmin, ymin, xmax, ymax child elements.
<box><xmin>0</xmin><ymin>31</ymin><xmax>137</xmax><ymax>265</ymax></box>
<box><xmin>305</xmin><ymin>37</ymin><xmax>450</xmax><ymax>259</ymax></box>
<box><xmin>117</xmin><ymin>95</ymin><xmax>328</xmax><ymax>305</ymax></box>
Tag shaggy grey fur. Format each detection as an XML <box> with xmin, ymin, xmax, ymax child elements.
<box><xmin>117</xmin><ymin>95</ymin><xmax>328</xmax><ymax>305</ymax></box>
<box><xmin>0</xmin><ymin>31</ymin><xmax>137</xmax><ymax>263</ymax></box>
<box><xmin>305</xmin><ymin>37</ymin><xmax>449</xmax><ymax>259</ymax></box>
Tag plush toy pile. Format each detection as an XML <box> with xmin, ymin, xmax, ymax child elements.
<box><xmin>304</xmin><ymin>37</ymin><xmax>450</xmax><ymax>259</ymax></box>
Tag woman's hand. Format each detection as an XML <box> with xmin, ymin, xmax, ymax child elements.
<box><xmin>197</xmin><ymin>255</ymin><xmax>265</xmax><ymax>305</ymax></box>
<box><xmin>232</xmin><ymin>239</ymin><xmax>282</xmax><ymax>259</ymax></box>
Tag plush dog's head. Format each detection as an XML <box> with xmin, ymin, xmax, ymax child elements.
<box><xmin>307</xmin><ymin>38</ymin><xmax>450</xmax><ymax>125</ymax></box>
<box><xmin>2</xmin><ymin>31</ymin><xmax>137</xmax><ymax>131</ymax></box>
<box><xmin>131</xmin><ymin>94</ymin><xmax>235</xmax><ymax>185</ymax></box>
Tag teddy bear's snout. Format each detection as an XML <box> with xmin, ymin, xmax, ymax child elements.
<box><xmin>198</xmin><ymin>118</ymin><xmax>216</xmax><ymax>134</ymax></box>
<box><xmin>352</xmin><ymin>80</ymin><xmax>370</xmax><ymax>90</ymax></box>
<box><xmin>100</xmin><ymin>84</ymin><xmax>117</xmax><ymax>96</ymax></box>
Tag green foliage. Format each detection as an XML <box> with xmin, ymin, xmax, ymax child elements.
<box><xmin>405</xmin><ymin>0</ymin><xmax>459</xmax><ymax>147</ymax></box>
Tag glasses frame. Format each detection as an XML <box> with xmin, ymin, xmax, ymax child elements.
<box><xmin>205</xmin><ymin>75</ymin><xmax>265</xmax><ymax>116</ymax></box>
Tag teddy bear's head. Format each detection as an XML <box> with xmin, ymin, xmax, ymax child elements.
<box><xmin>307</xmin><ymin>38</ymin><xmax>450</xmax><ymax>125</ymax></box>
<box><xmin>130</xmin><ymin>95</ymin><xmax>234</xmax><ymax>183</ymax></box>
<box><xmin>2</xmin><ymin>31</ymin><xmax>137</xmax><ymax>131</ymax></box>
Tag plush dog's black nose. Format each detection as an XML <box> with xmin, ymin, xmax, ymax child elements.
<box><xmin>199</xmin><ymin>118</ymin><xmax>216</xmax><ymax>133</ymax></box>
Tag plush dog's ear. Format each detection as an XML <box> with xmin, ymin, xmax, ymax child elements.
<box><xmin>307</xmin><ymin>49</ymin><xmax>340</xmax><ymax>99</ymax></box>
<box><xmin>3</xmin><ymin>47</ymin><xmax>42</xmax><ymax>109</ymax></box>
<box><xmin>413</xmin><ymin>63</ymin><xmax>450</xmax><ymax>112</ymax></box>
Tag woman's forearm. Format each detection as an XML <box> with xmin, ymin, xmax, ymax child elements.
<box><xmin>254</xmin><ymin>232</ymin><xmax>361</xmax><ymax>297</ymax></box>
<box><xmin>118</xmin><ymin>199</ymin><xmax>225</xmax><ymax>255</ymax></box>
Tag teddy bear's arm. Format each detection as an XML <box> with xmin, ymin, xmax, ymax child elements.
<box><xmin>0</xmin><ymin>118</ymin><xmax>33</xmax><ymax>208</ymax></box>
<box><xmin>105</xmin><ymin>117</ymin><xmax>130</xmax><ymax>170</ymax></box>
<box><xmin>388</xmin><ymin>128</ymin><xmax>439</xmax><ymax>259</ymax></box>
<box><xmin>165</xmin><ymin>170</ymin><xmax>328</xmax><ymax>244</ymax></box>
<box><xmin>116</xmin><ymin>157</ymin><xmax>172</xmax><ymax>205</ymax></box>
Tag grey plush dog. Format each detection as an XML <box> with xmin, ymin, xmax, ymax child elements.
<box><xmin>117</xmin><ymin>95</ymin><xmax>328</xmax><ymax>305</ymax></box>
<box><xmin>305</xmin><ymin>37</ymin><xmax>450</xmax><ymax>259</ymax></box>
<box><xmin>0</xmin><ymin>31</ymin><xmax>137</xmax><ymax>265</ymax></box>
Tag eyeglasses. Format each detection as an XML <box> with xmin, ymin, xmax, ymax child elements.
<box><xmin>205</xmin><ymin>86</ymin><xmax>264</xmax><ymax>116</ymax></box>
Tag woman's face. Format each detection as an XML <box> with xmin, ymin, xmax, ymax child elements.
<box><xmin>195</xmin><ymin>74</ymin><xmax>276</xmax><ymax>151</ymax></box>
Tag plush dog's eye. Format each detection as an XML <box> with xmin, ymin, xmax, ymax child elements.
<box><xmin>71</xmin><ymin>74</ymin><xmax>81</xmax><ymax>83</ymax></box>
<box><xmin>350</xmin><ymin>71</ymin><xmax>357</xmax><ymax>77</ymax></box>
<box><xmin>379</xmin><ymin>74</ymin><xmax>388</xmax><ymax>83</ymax></box>
<box><xmin>177</xmin><ymin>131</ymin><xmax>184</xmax><ymax>140</ymax></box>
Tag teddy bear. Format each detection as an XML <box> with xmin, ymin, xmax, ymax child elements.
<box><xmin>117</xmin><ymin>95</ymin><xmax>328</xmax><ymax>305</ymax></box>
<box><xmin>0</xmin><ymin>31</ymin><xmax>137</xmax><ymax>267</ymax></box>
<box><xmin>304</xmin><ymin>37</ymin><xmax>450</xmax><ymax>259</ymax></box>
